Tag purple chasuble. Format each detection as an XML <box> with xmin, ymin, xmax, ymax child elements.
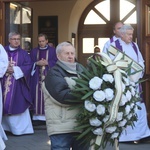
<box><xmin>2</xmin><ymin>46</ymin><xmax>33</xmax><ymax>115</ymax></box>
<box><xmin>30</xmin><ymin>45</ymin><xmax>57</xmax><ymax>115</ymax></box>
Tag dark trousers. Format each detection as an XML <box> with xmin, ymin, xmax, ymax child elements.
<box><xmin>50</xmin><ymin>133</ymin><xmax>89</xmax><ymax>150</ymax></box>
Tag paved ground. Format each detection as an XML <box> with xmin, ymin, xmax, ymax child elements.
<box><xmin>4</xmin><ymin>125</ymin><xmax>150</xmax><ymax>150</ymax></box>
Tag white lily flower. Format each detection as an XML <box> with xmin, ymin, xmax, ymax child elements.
<box><xmin>130</xmin><ymin>86</ymin><xmax>136</xmax><ymax>96</ymax></box>
<box><xmin>84</xmin><ymin>100</ymin><xmax>96</xmax><ymax>112</ymax></box>
<box><xmin>93</xmin><ymin>127</ymin><xmax>103</xmax><ymax>135</ymax></box>
<box><xmin>103</xmin><ymin>115</ymin><xmax>109</xmax><ymax>123</ymax></box>
<box><xmin>105</xmin><ymin>126</ymin><xmax>117</xmax><ymax>133</ymax></box>
<box><xmin>111</xmin><ymin>133</ymin><xmax>119</xmax><ymax>139</ymax></box>
<box><xmin>93</xmin><ymin>90</ymin><xmax>105</xmax><ymax>102</ymax></box>
<box><xmin>118</xmin><ymin>119</ymin><xmax>127</xmax><ymax>127</ymax></box>
<box><xmin>96</xmin><ymin>104</ymin><xmax>105</xmax><ymax>115</ymax></box>
<box><xmin>89</xmin><ymin>117</ymin><xmax>102</xmax><ymax>126</ymax></box>
<box><xmin>126</xmin><ymin>90</ymin><xmax>132</xmax><ymax>101</ymax></box>
<box><xmin>116</xmin><ymin>112</ymin><xmax>123</xmax><ymax>122</ymax></box>
<box><xmin>127</xmin><ymin>113</ymin><xmax>133</xmax><ymax>120</ymax></box>
<box><xmin>119</xmin><ymin>94</ymin><xmax>128</xmax><ymax>106</ymax></box>
<box><xmin>89</xmin><ymin>76</ymin><xmax>103</xmax><ymax>90</ymax></box>
<box><xmin>125</xmin><ymin>105</ymin><xmax>131</xmax><ymax>115</ymax></box>
<box><xmin>104</xmin><ymin>88</ymin><xmax>114</xmax><ymax>101</ymax></box>
<box><xmin>122</xmin><ymin>82</ymin><xmax>126</xmax><ymax>92</ymax></box>
<box><xmin>102</xmin><ymin>74</ymin><xmax>114</xmax><ymax>83</ymax></box>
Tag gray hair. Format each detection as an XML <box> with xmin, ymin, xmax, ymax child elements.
<box><xmin>56</xmin><ymin>41</ymin><xmax>75</xmax><ymax>54</ymax></box>
<box><xmin>8</xmin><ymin>31</ymin><xmax>21</xmax><ymax>39</ymax></box>
<box><xmin>119</xmin><ymin>24</ymin><xmax>134</xmax><ymax>34</ymax></box>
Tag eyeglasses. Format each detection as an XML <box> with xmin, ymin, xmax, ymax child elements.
<box><xmin>10</xmin><ymin>38</ymin><xmax>20</xmax><ymax>41</ymax></box>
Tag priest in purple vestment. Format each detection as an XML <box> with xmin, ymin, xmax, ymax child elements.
<box><xmin>2</xmin><ymin>31</ymin><xmax>34</xmax><ymax>135</ymax></box>
<box><xmin>30</xmin><ymin>33</ymin><xmax>57</xmax><ymax>123</ymax></box>
<box><xmin>102</xmin><ymin>21</ymin><xmax>123</xmax><ymax>52</ymax></box>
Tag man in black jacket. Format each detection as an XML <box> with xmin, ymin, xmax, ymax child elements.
<box><xmin>43</xmin><ymin>42</ymin><xmax>89</xmax><ymax>150</ymax></box>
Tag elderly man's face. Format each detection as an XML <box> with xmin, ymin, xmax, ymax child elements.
<box><xmin>121</xmin><ymin>29</ymin><xmax>133</xmax><ymax>44</ymax></box>
<box><xmin>57</xmin><ymin>45</ymin><xmax>75</xmax><ymax>63</ymax></box>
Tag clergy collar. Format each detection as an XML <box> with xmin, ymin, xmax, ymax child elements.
<box><xmin>39</xmin><ymin>44</ymin><xmax>49</xmax><ymax>50</ymax></box>
<box><xmin>119</xmin><ymin>38</ymin><xmax>131</xmax><ymax>45</ymax></box>
<box><xmin>9</xmin><ymin>45</ymin><xmax>19</xmax><ymax>51</ymax></box>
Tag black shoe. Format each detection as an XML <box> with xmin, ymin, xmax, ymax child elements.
<box><xmin>32</xmin><ymin>120</ymin><xmax>46</xmax><ymax>126</ymax></box>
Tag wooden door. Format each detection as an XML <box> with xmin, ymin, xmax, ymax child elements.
<box><xmin>0</xmin><ymin>1</ymin><xmax>5</xmax><ymax>44</ymax></box>
<box><xmin>137</xmin><ymin>0</ymin><xmax>150</xmax><ymax>126</ymax></box>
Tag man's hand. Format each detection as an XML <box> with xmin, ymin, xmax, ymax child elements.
<box><xmin>36</xmin><ymin>58</ymin><xmax>48</xmax><ymax>66</ymax></box>
<box><xmin>6</xmin><ymin>64</ymin><xmax>14</xmax><ymax>74</ymax></box>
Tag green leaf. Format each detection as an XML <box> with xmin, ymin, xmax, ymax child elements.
<box><xmin>74</xmin><ymin>87</ymin><xmax>90</xmax><ymax>91</ymax></box>
<box><xmin>90</xmin><ymin>61</ymin><xmax>98</xmax><ymax>75</ymax></box>
<box><xmin>71</xmin><ymin>92</ymin><xmax>86</xmax><ymax>98</ymax></box>
<box><xmin>125</xmin><ymin>61</ymin><xmax>132</xmax><ymax>75</ymax></box>
<box><xmin>81</xmin><ymin>66</ymin><xmax>93</xmax><ymax>78</ymax></box>
<box><xmin>75</xmin><ymin>82</ymin><xmax>89</xmax><ymax>88</ymax></box>
<box><xmin>129</xmin><ymin>69</ymin><xmax>143</xmax><ymax>75</ymax></box>
<box><xmin>76</xmin><ymin>126</ymin><xmax>92</xmax><ymax>140</ymax></box>
<box><xmin>136</xmin><ymin>78</ymin><xmax>148</xmax><ymax>84</ymax></box>
<box><xmin>74</xmin><ymin>78</ymin><xmax>89</xmax><ymax>85</ymax></box>
<box><xmin>81</xmin><ymin>90</ymin><xmax>94</xmax><ymax>100</ymax></box>
<box><xmin>74</xmin><ymin>124</ymin><xmax>90</xmax><ymax>130</ymax></box>
<box><xmin>79</xmin><ymin>72</ymin><xmax>91</xmax><ymax>80</ymax></box>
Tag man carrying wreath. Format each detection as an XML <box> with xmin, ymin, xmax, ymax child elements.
<box><xmin>42</xmin><ymin>42</ymin><xmax>89</xmax><ymax>149</ymax></box>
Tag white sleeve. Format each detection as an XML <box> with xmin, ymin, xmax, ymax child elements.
<box><xmin>0</xmin><ymin>44</ymin><xmax>8</xmax><ymax>78</ymax></box>
<box><xmin>13</xmin><ymin>66</ymin><xmax>24</xmax><ymax>80</ymax></box>
<box><xmin>102</xmin><ymin>40</ymin><xmax>111</xmax><ymax>53</ymax></box>
<box><xmin>31</xmin><ymin>63</ymin><xmax>36</xmax><ymax>76</ymax></box>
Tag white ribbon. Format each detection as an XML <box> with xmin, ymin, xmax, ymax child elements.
<box><xmin>95</xmin><ymin>52</ymin><xmax>128</xmax><ymax>146</ymax></box>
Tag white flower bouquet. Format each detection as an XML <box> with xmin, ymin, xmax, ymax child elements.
<box><xmin>70</xmin><ymin>52</ymin><xmax>143</xmax><ymax>149</ymax></box>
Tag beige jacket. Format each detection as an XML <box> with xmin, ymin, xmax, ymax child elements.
<box><xmin>42</xmin><ymin>83</ymin><xmax>79</xmax><ymax>136</ymax></box>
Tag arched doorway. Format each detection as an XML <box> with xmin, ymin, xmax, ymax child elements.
<box><xmin>78</xmin><ymin>0</ymin><xmax>137</xmax><ymax>66</ymax></box>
